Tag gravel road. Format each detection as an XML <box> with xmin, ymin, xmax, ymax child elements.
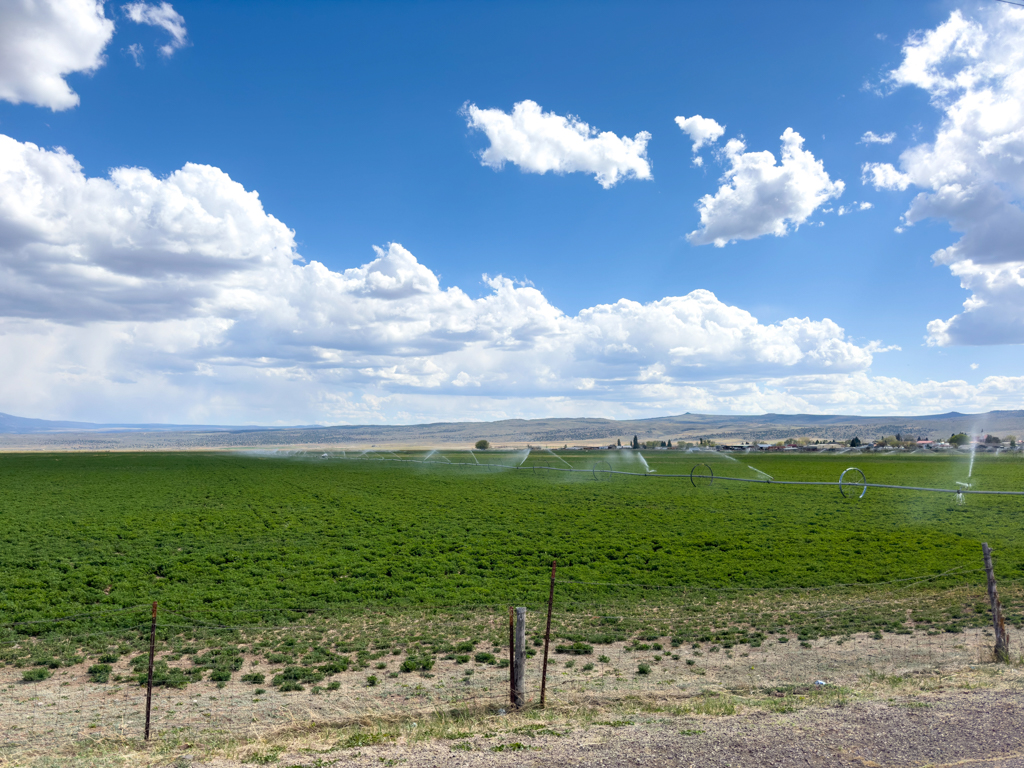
<box><xmin>189</xmin><ymin>688</ymin><xmax>1024</xmax><ymax>768</ymax></box>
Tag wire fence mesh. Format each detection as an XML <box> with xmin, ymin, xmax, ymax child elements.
<box><xmin>0</xmin><ymin>572</ymin><xmax>1020</xmax><ymax>756</ymax></box>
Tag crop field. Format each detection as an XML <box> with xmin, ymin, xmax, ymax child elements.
<box><xmin>0</xmin><ymin>448</ymin><xmax>1021</xmax><ymax>705</ymax></box>
<box><xmin>1</xmin><ymin>449</ymin><xmax>1021</xmax><ymax>618</ymax></box>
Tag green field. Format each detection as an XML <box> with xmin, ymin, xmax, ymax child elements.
<box><xmin>1</xmin><ymin>449</ymin><xmax>1021</xmax><ymax>628</ymax></box>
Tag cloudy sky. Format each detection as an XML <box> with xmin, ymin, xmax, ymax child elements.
<box><xmin>1</xmin><ymin>0</ymin><xmax>1023</xmax><ymax>426</ymax></box>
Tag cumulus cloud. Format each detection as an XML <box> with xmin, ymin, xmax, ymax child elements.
<box><xmin>462</xmin><ymin>100</ymin><xmax>652</xmax><ymax>188</ymax></box>
<box><xmin>687</xmin><ymin>129</ymin><xmax>845</xmax><ymax>247</ymax></box>
<box><xmin>859</xmin><ymin>131</ymin><xmax>896</xmax><ymax>144</ymax></box>
<box><xmin>0</xmin><ymin>0</ymin><xmax>114</xmax><ymax>110</ymax></box>
<box><xmin>123</xmin><ymin>2</ymin><xmax>187</xmax><ymax>57</ymax></box>
<box><xmin>1</xmin><ymin>134</ymin><xmax>968</xmax><ymax>423</ymax></box>
<box><xmin>862</xmin><ymin>162</ymin><xmax>911</xmax><ymax>190</ymax></box>
<box><xmin>675</xmin><ymin>114</ymin><xmax>725</xmax><ymax>152</ymax></box>
<box><xmin>868</xmin><ymin>7</ymin><xmax>1024</xmax><ymax>345</ymax></box>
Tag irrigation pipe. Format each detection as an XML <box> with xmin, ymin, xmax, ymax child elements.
<box><xmin>332</xmin><ymin>456</ymin><xmax>1024</xmax><ymax>497</ymax></box>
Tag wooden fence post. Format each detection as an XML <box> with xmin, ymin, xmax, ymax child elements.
<box><xmin>508</xmin><ymin>606</ymin><xmax>514</xmax><ymax>709</ymax></box>
<box><xmin>144</xmin><ymin>601</ymin><xmax>158</xmax><ymax>740</ymax></box>
<box><xmin>514</xmin><ymin>607</ymin><xmax>526</xmax><ymax>709</ymax></box>
<box><xmin>540</xmin><ymin>560</ymin><xmax>556</xmax><ymax>708</ymax></box>
<box><xmin>982</xmin><ymin>543</ymin><xmax>1010</xmax><ymax>663</ymax></box>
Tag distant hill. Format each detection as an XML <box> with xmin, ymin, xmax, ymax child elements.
<box><xmin>0</xmin><ymin>412</ymin><xmax>274</xmax><ymax>435</ymax></box>
<box><xmin>0</xmin><ymin>409</ymin><xmax>1022</xmax><ymax>451</ymax></box>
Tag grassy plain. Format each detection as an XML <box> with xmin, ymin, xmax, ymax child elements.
<box><xmin>0</xmin><ymin>449</ymin><xmax>1021</xmax><ymax>667</ymax></box>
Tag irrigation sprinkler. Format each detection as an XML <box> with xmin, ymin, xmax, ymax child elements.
<box><xmin>839</xmin><ymin>467</ymin><xmax>867</xmax><ymax>499</ymax></box>
<box><xmin>592</xmin><ymin>460</ymin><xmax>612</xmax><ymax>480</ymax></box>
<box><xmin>955</xmin><ymin>481</ymin><xmax>972</xmax><ymax>506</ymax></box>
<box><xmin>690</xmin><ymin>463</ymin><xmax>713</xmax><ymax>488</ymax></box>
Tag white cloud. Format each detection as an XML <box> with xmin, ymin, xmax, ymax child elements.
<box><xmin>859</xmin><ymin>131</ymin><xmax>896</xmax><ymax>144</ymax></box>
<box><xmin>862</xmin><ymin>162</ymin><xmax>911</xmax><ymax>190</ymax></box>
<box><xmin>675</xmin><ymin>114</ymin><xmax>725</xmax><ymax>152</ymax></box>
<box><xmin>872</xmin><ymin>7</ymin><xmax>1024</xmax><ymax>346</ymax></box>
<box><xmin>5</xmin><ymin>134</ymin><xmax>980</xmax><ymax>423</ymax></box>
<box><xmin>462</xmin><ymin>100</ymin><xmax>652</xmax><ymax>189</ymax></box>
<box><xmin>837</xmin><ymin>201</ymin><xmax>874</xmax><ymax>216</ymax></box>
<box><xmin>126</xmin><ymin>42</ymin><xmax>144</xmax><ymax>67</ymax></box>
<box><xmin>0</xmin><ymin>0</ymin><xmax>114</xmax><ymax>110</ymax></box>
<box><xmin>123</xmin><ymin>2</ymin><xmax>187</xmax><ymax>57</ymax></box>
<box><xmin>687</xmin><ymin>129</ymin><xmax>845</xmax><ymax>247</ymax></box>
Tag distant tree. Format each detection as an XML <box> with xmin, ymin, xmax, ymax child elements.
<box><xmin>985</xmin><ymin>434</ymin><xmax>1001</xmax><ymax>445</ymax></box>
<box><xmin>475</xmin><ymin>439</ymin><xmax>490</xmax><ymax>450</ymax></box>
<box><xmin>849</xmin><ymin>436</ymin><xmax>862</xmax><ymax>447</ymax></box>
<box><xmin>632</xmin><ymin>435</ymin><xmax>639</xmax><ymax>449</ymax></box>
<box><xmin>666</xmin><ymin>439</ymin><xmax>672</xmax><ymax>448</ymax></box>
<box><xmin>1008</xmin><ymin>435</ymin><xmax>1017</xmax><ymax>449</ymax></box>
<box><xmin>617</xmin><ymin>438</ymin><xmax>621</xmax><ymax>447</ymax></box>
<box><xmin>949</xmin><ymin>433</ymin><xmax>969</xmax><ymax>447</ymax></box>
<box><xmin>895</xmin><ymin>433</ymin><xmax>902</xmax><ymax>442</ymax></box>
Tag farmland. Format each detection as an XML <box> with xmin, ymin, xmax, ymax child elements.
<box><xmin>0</xmin><ymin>449</ymin><xmax>1021</xmax><ymax>629</ymax></box>
<box><xmin>0</xmin><ymin>448</ymin><xmax>1022</xmax><ymax>741</ymax></box>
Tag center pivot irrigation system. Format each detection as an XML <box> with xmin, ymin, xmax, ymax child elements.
<box><xmin>320</xmin><ymin>450</ymin><xmax>1024</xmax><ymax>502</ymax></box>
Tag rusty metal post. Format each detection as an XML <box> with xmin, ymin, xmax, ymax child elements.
<box><xmin>144</xmin><ymin>601</ymin><xmax>157</xmax><ymax>740</ymax></box>
<box><xmin>540</xmin><ymin>560</ymin><xmax>556</xmax><ymax>708</ymax></box>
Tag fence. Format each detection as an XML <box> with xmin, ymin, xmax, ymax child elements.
<box><xmin>0</xmin><ymin>549</ymin><xmax>1020</xmax><ymax>758</ymax></box>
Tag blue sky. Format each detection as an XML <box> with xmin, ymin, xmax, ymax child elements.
<box><xmin>0</xmin><ymin>0</ymin><xmax>1022</xmax><ymax>425</ymax></box>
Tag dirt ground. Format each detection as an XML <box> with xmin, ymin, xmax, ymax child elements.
<box><xmin>234</xmin><ymin>689</ymin><xmax>1024</xmax><ymax>768</ymax></box>
<box><xmin>2</xmin><ymin>628</ymin><xmax>1022</xmax><ymax>767</ymax></box>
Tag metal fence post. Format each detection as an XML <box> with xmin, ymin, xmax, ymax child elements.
<box><xmin>144</xmin><ymin>601</ymin><xmax>158</xmax><ymax>740</ymax></box>
<box><xmin>540</xmin><ymin>560</ymin><xmax>556</xmax><ymax>708</ymax></box>
<box><xmin>514</xmin><ymin>607</ymin><xmax>526</xmax><ymax>709</ymax></box>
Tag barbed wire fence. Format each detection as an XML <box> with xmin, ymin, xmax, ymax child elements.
<box><xmin>0</xmin><ymin>554</ymin><xmax>1020</xmax><ymax>757</ymax></box>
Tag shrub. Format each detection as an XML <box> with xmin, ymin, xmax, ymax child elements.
<box><xmin>133</xmin><ymin>661</ymin><xmax>190</xmax><ymax>689</ymax></box>
<box><xmin>400</xmin><ymin>654</ymin><xmax>435</xmax><ymax>673</ymax></box>
<box><xmin>637</xmin><ymin>663</ymin><xmax>651</xmax><ymax>676</ymax></box>
<box><xmin>278</xmin><ymin>680</ymin><xmax>304</xmax><ymax>692</ymax></box>
<box><xmin>87</xmin><ymin>664</ymin><xmax>112</xmax><ymax>683</ymax></box>
<box><xmin>473</xmin><ymin>652</ymin><xmax>496</xmax><ymax>665</ymax></box>
<box><xmin>22</xmin><ymin>668</ymin><xmax>51</xmax><ymax>683</ymax></box>
<box><xmin>475</xmin><ymin>440</ymin><xmax>490</xmax><ymax>450</ymax></box>
<box><xmin>241</xmin><ymin>672</ymin><xmax>265</xmax><ymax>684</ymax></box>
<box><xmin>367</xmin><ymin>675</ymin><xmax>378</xmax><ymax>687</ymax></box>
<box><xmin>319</xmin><ymin>658</ymin><xmax>350</xmax><ymax>675</ymax></box>
<box><xmin>98</xmin><ymin>652</ymin><xmax>119</xmax><ymax>664</ymax></box>
<box><xmin>271</xmin><ymin>666</ymin><xmax>324</xmax><ymax>687</ymax></box>
<box><xmin>455</xmin><ymin>654</ymin><xmax>470</xmax><ymax>664</ymax></box>
<box><xmin>455</xmin><ymin>641</ymin><xmax>475</xmax><ymax>653</ymax></box>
